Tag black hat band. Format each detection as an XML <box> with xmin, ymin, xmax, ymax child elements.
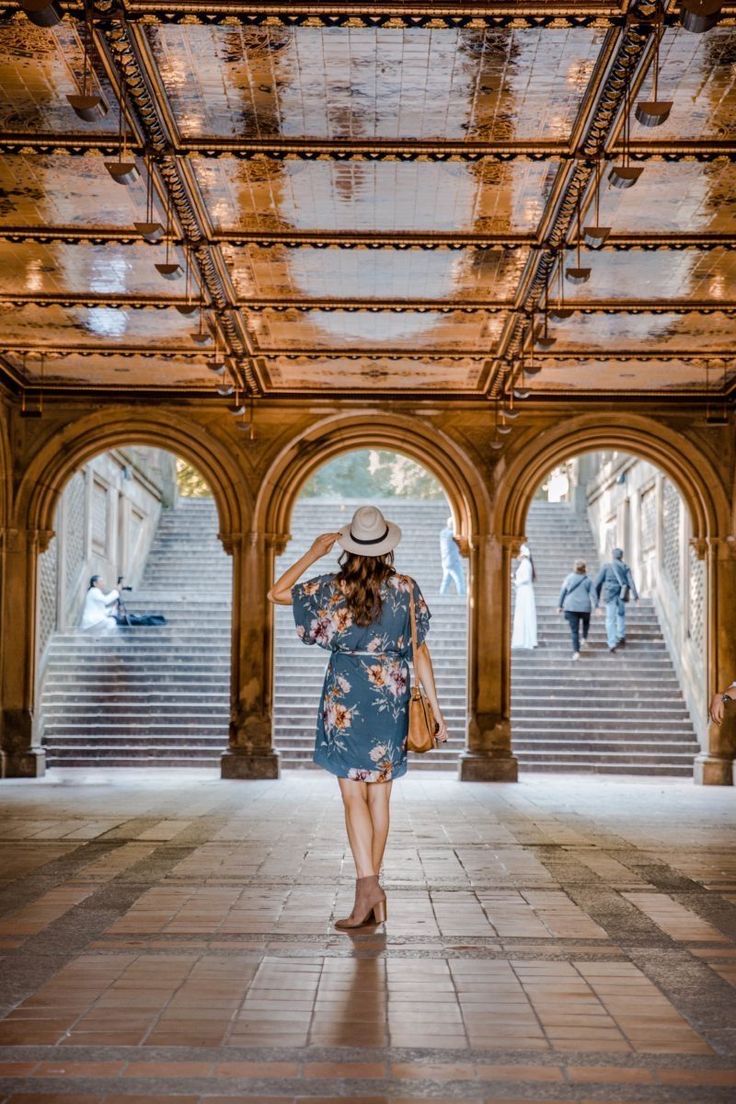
<box><xmin>348</xmin><ymin>525</ymin><xmax>389</xmax><ymax>545</ymax></box>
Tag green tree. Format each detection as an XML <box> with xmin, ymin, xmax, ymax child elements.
<box><xmin>302</xmin><ymin>450</ymin><xmax>443</xmax><ymax>499</ymax></box>
<box><xmin>176</xmin><ymin>458</ymin><xmax>212</xmax><ymax>498</ymax></box>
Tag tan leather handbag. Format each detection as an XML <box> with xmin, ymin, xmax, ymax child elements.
<box><xmin>406</xmin><ymin>585</ymin><xmax>437</xmax><ymax>754</ymax></box>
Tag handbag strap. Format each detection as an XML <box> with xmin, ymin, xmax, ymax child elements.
<box><xmin>611</xmin><ymin>561</ymin><xmax>627</xmax><ymax>589</ymax></box>
<box><xmin>407</xmin><ymin>579</ymin><xmax>423</xmax><ymax>697</ymax></box>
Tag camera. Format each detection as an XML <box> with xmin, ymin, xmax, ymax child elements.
<box><xmin>117</xmin><ymin>575</ymin><xmax>133</xmax><ymax>592</ymax></box>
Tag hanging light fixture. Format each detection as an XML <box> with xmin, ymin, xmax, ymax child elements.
<box><xmin>104</xmin><ymin>80</ymin><xmax>139</xmax><ymax>185</ymax></box>
<box><xmin>534</xmin><ymin>287</ymin><xmax>556</xmax><ymax>350</ymax></box>
<box><xmin>216</xmin><ymin>382</ymin><xmax>234</xmax><ymax>396</ymax></box>
<box><xmin>236</xmin><ymin>396</ymin><xmax>257</xmax><ymax>439</ymax></box>
<box><xmin>503</xmin><ymin>388</ymin><xmax>521</xmax><ymax>420</ymax></box>
<box><xmin>134</xmin><ymin>153</ymin><xmax>165</xmax><ymax>243</ymax></box>
<box><xmin>155</xmin><ymin>194</ymin><xmax>183</xmax><ymax>280</ymax></box>
<box><xmin>67</xmin><ymin>5</ymin><xmax>108</xmax><ymax>121</ymax></box>
<box><xmin>566</xmin><ymin>192</ymin><xmax>592</xmax><ymax>284</ymax></box>
<box><xmin>175</xmin><ymin>245</ymin><xmax>198</xmax><ymax>315</ymax></box>
<box><xmin>609</xmin><ymin>79</ymin><xmax>643</xmax><ymax>189</ymax></box>
<box><xmin>679</xmin><ymin>2</ymin><xmax>723</xmax><ymax>33</ymax></box>
<box><xmin>583</xmin><ymin>160</ymin><xmax>611</xmax><ymax>249</ymax></box>
<box><xmin>190</xmin><ymin>293</ymin><xmax>213</xmax><ymax>346</ymax></box>
<box><xmin>636</xmin><ymin>8</ymin><xmax>672</xmax><ymax>127</ymax></box>
<box><xmin>21</xmin><ymin>0</ymin><xmax>63</xmax><ymax>27</ymax></box>
<box><xmin>548</xmin><ymin>256</ymin><xmax>573</xmax><ymax>322</ymax></box>
<box><xmin>513</xmin><ymin>351</ymin><xmax>531</xmax><ymax>399</ymax></box>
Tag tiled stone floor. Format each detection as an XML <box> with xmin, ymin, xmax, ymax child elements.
<box><xmin>0</xmin><ymin>769</ymin><xmax>735</xmax><ymax>1103</ymax></box>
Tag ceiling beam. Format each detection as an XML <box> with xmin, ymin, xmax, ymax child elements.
<box><xmin>2</xmin><ymin>226</ymin><xmax>735</xmax><ymax>251</ymax></box>
<box><xmin>6</xmin><ymin>2</ymin><xmax>736</xmax><ymax>30</ymax></box>
<box><xmin>4</xmin><ymin>293</ymin><xmax>736</xmax><ymax>316</ymax></box>
<box><xmin>4</xmin><ymin>133</ymin><xmax>734</xmax><ymax>163</ymax></box>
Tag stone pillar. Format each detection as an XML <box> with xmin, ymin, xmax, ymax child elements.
<box><xmin>0</xmin><ymin>527</ymin><xmax>51</xmax><ymax>778</ymax></box>
<box><xmin>694</xmin><ymin>537</ymin><xmax>736</xmax><ymax>785</ymax></box>
<box><xmin>459</xmin><ymin>533</ymin><xmax>518</xmax><ymax>781</ymax></box>
<box><xmin>220</xmin><ymin>530</ymin><xmax>280</xmax><ymax>779</ymax></box>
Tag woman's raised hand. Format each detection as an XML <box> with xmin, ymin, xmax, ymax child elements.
<box><xmin>309</xmin><ymin>531</ymin><xmax>341</xmax><ymax>559</ymax></box>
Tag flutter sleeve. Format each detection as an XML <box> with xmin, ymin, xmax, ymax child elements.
<box><xmin>291</xmin><ymin>574</ymin><xmax>335</xmax><ymax>649</ymax></box>
<box><xmin>410</xmin><ymin>579</ymin><xmax>432</xmax><ymax>651</ymax></box>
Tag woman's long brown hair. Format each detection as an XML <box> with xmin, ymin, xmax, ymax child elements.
<box><xmin>336</xmin><ymin>551</ymin><xmax>396</xmax><ymax>626</ymax></box>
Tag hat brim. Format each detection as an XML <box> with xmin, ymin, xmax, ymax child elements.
<box><xmin>337</xmin><ymin>520</ymin><xmax>402</xmax><ymax>557</ymax></box>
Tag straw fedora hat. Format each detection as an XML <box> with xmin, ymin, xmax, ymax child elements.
<box><xmin>338</xmin><ymin>505</ymin><xmax>402</xmax><ymax>557</ymax></box>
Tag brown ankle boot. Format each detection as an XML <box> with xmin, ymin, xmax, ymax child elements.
<box><xmin>335</xmin><ymin>875</ymin><xmax>387</xmax><ymax>929</ymax></box>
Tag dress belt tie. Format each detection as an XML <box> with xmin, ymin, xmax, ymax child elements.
<box><xmin>333</xmin><ymin>649</ymin><xmax>404</xmax><ymax>657</ymax></box>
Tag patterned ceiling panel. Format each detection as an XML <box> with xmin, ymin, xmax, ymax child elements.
<box><xmin>543</xmin><ymin>312</ymin><xmax>736</xmax><ymax>354</ymax></box>
<box><xmin>245</xmin><ymin>308</ymin><xmax>503</xmax><ymax>352</ymax></box>
<box><xmin>193</xmin><ymin>159</ymin><xmax>556</xmax><ymax>234</ymax></box>
<box><xmin>223</xmin><ymin>244</ymin><xmax>528</xmax><ymax>302</ymax></box>
<box><xmin>526</xmin><ymin>357</ymin><xmax>734</xmax><ymax>393</ymax></box>
<box><xmin>0</xmin><ymin>154</ymin><xmax>160</xmax><ymax>227</ymax></box>
<box><xmin>558</xmin><ymin>249</ymin><xmax>736</xmax><ymax>303</ymax></box>
<box><xmin>0</xmin><ymin>242</ymin><xmax>187</xmax><ymax>298</ymax></box>
<box><xmin>148</xmin><ymin>25</ymin><xmax>604</xmax><ymax>142</ymax></box>
<box><xmin>1</xmin><ymin>302</ymin><xmax>203</xmax><ymax>348</ymax></box>
<box><xmin>0</xmin><ymin>10</ymin><xmax>733</xmax><ymax>399</ymax></box>
<box><xmin>598</xmin><ymin>161</ymin><xmax>736</xmax><ymax>235</ymax></box>
<box><xmin>11</xmin><ymin>350</ymin><xmax>218</xmax><ymax>389</ymax></box>
<box><xmin>641</xmin><ymin>25</ymin><xmax>735</xmax><ymax>140</ymax></box>
<box><xmin>266</xmin><ymin>355</ymin><xmax>483</xmax><ymax>392</ymax></box>
<box><xmin>0</xmin><ymin>17</ymin><xmax>118</xmax><ymax>134</ymax></box>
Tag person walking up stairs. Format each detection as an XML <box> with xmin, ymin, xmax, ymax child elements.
<box><xmin>511</xmin><ymin>501</ymin><xmax>699</xmax><ymax>775</ymax></box>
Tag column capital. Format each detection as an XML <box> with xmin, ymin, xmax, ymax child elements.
<box><xmin>499</xmin><ymin>533</ymin><xmax>525</xmax><ymax>557</ymax></box>
<box><xmin>264</xmin><ymin>531</ymin><xmax>290</xmax><ymax>556</ymax></box>
<box><xmin>0</xmin><ymin>526</ymin><xmax>55</xmax><ymax>554</ymax></box>
<box><xmin>689</xmin><ymin>535</ymin><xmax>736</xmax><ymax>561</ymax></box>
<box><xmin>218</xmin><ymin>531</ymin><xmax>242</xmax><ymax>555</ymax></box>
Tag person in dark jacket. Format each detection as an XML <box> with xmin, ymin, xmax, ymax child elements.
<box><xmin>558</xmin><ymin>559</ymin><xmax>597</xmax><ymax>661</ymax></box>
<box><xmin>594</xmin><ymin>547</ymin><xmax>639</xmax><ymax>653</ymax></box>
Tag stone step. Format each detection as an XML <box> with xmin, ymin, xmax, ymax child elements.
<box><xmin>513</xmin><ymin>738</ymin><xmax>699</xmax><ymax>753</ymax></box>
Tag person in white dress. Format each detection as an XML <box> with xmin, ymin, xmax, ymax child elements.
<box><xmin>511</xmin><ymin>544</ymin><xmax>538</xmax><ymax>649</ymax></box>
<box><xmin>81</xmin><ymin>575</ymin><xmax>120</xmax><ymax>632</ymax></box>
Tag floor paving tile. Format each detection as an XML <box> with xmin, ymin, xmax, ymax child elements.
<box><xmin>0</xmin><ymin>772</ymin><xmax>734</xmax><ymax>1103</ymax></box>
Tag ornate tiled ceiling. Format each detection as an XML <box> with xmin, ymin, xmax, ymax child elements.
<box><xmin>0</xmin><ymin>1</ymin><xmax>735</xmax><ymax>400</ymax></box>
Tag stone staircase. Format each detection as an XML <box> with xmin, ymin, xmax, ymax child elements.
<box><xmin>273</xmin><ymin>499</ymin><xmax>467</xmax><ymax>770</ymax></box>
<box><xmin>41</xmin><ymin>494</ymin><xmax>699</xmax><ymax>776</ymax></box>
<box><xmin>42</xmin><ymin>498</ymin><xmax>232</xmax><ymax>766</ymax></box>
<box><xmin>511</xmin><ymin>500</ymin><xmax>699</xmax><ymax>775</ymax></box>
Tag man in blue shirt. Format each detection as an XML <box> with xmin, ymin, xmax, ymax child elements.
<box><xmin>594</xmin><ymin>548</ymin><xmax>639</xmax><ymax>653</ymax></box>
<box><xmin>439</xmin><ymin>517</ymin><xmax>465</xmax><ymax>595</ymax></box>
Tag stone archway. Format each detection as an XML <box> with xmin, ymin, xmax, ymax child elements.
<box><xmin>2</xmin><ymin>409</ymin><xmax>256</xmax><ymax>778</ymax></box>
<box><xmin>254</xmin><ymin>412</ymin><xmax>512</xmax><ymax>780</ymax></box>
<box><xmin>254</xmin><ymin>413</ymin><xmax>483</xmax><ymax>549</ymax></box>
<box><xmin>494</xmin><ymin>415</ymin><xmax>734</xmax><ymax>785</ymax></box>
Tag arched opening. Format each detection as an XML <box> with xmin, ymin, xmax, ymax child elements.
<box><xmin>272</xmin><ymin>447</ymin><xmax>470</xmax><ymax>771</ymax></box>
<box><xmin>510</xmin><ymin>449</ymin><xmax>704</xmax><ymax>776</ymax></box>
<box><xmin>35</xmin><ymin>446</ymin><xmax>232</xmax><ymax>769</ymax></box>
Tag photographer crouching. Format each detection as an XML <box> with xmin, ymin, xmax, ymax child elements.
<box><xmin>80</xmin><ymin>575</ymin><xmax>166</xmax><ymax>630</ymax></box>
<box><xmin>81</xmin><ymin>575</ymin><xmax>122</xmax><ymax>632</ymax></box>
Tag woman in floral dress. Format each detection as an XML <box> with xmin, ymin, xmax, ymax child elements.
<box><xmin>268</xmin><ymin>505</ymin><xmax>448</xmax><ymax>928</ymax></box>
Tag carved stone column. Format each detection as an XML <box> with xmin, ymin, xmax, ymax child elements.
<box><xmin>0</xmin><ymin>527</ymin><xmax>52</xmax><ymax>778</ymax></box>
<box><xmin>220</xmin><ymin>530</ymin><xmax>281</xmax><ymax>780</ymax></box>
<box><xmin>693</xmin><ymin>537</ymin><xmax>736</xmax><ymax>785</ymax></box>
<box><xmin>459</xmin><ymin>532</ymin><xmax>518</xmax><ymax>781</ymax></box>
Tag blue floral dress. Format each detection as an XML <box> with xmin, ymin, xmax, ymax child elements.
<box><xmin>291</xmin><ymin>573</ymin><xmax>431</xmax><ymax>782</ymax></box>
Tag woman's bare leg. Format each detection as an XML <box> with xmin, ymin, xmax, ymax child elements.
<box><xmin>338</xmin><ymin>778</ymin><xmax>375</xmax><ymax>877</ymax></box>
<box><xmin>367</xmin><ymin>780</ymin><xmax>393</xmax><ymax>874</ymax></box>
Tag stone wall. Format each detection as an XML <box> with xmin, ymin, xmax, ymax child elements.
<box><xmin>580</xmin><ymin>452</ymin><xmax>707</xmax><ymax>745</ymax></box>
<box><xmin>36</xmin><ymin>448</ymin><xmax>175</xmax><ymax>662</ymax></box>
